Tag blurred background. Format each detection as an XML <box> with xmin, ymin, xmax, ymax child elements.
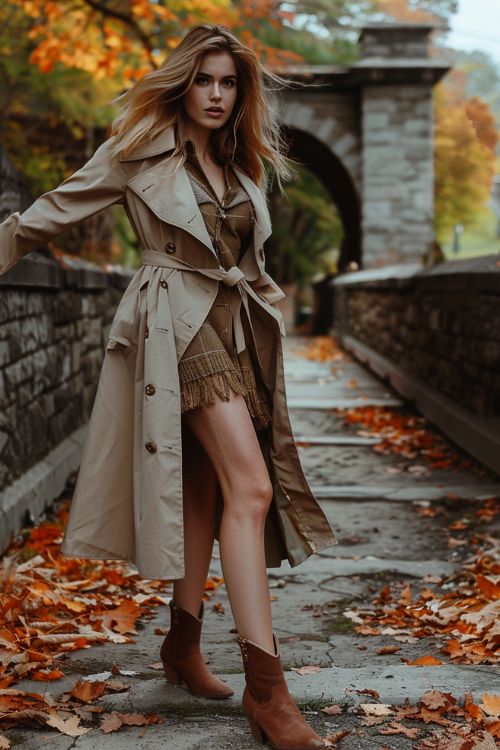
<box><xmin>1</xmin><ymin>0</ymin><xmax>498</xmax><ymax>281</ymax></box>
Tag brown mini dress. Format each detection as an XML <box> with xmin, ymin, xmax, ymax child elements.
<box><xmin>178</xmin><ymin>141</ymin><xmax>272</xmax><ymax>432</ymax></box>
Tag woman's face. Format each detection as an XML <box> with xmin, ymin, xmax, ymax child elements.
<box><xmin>183</xmin><ymin>50</ymin><xmax>238</xmax><ymax>134</ymax></box>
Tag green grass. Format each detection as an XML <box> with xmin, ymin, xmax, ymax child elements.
<box><xmin>441</xmin><ymin>206</ymin><xmax>500</xmax><ymax>260</ymax></box>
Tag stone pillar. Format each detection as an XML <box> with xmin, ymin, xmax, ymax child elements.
<box><xmin>358</xmin><ymin>25</ymin><xmax>440</xmax><ymax>268</ymax></box>
<box><xmin>361</xmin><ymin>84</ymin><xmax>434</xmax><ymax>267</ymax></box>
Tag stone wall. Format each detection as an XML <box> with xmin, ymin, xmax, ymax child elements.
<box><xmin>0</xmin><ymin>255</ymin><xmax>133</xmax><ymax>550</ymax></box>
<box><xmin>333</xmin><ymin>256</ymin><xmax>500</xmax><ymax>472</ymax></box>
<box><xmin>0</xmin><ymin>266</ymin><xmax>132</xmax><ymax>492</ymax></box>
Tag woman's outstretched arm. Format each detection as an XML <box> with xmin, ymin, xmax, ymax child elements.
<box><xmin>0</xmin><ymin>137</ymin><xmax>127</xmax><ymax>276</ymax></box>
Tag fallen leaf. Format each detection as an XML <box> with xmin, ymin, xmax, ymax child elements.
<box><xmin>377</xmin><ymin>645</ymin><xmax>401</xmax><ymax>655</ymax></box>
<box><xmin>420</xmin><ymin>690</ymin><xmax>456</xmax><ymax>711</ymax></box>
<box><xmin>405</xmin><ymin>655</ymin><xmax>444</xmax><ymax>666</ymax></box>
<box><xmin>378</xmin><ymin>721</ymin><xmax>419</xmax><ymax>738</ymax></box>
<box><xmin>360</xmin><ymin>703</ymin><xmax>393</xmax><ymax>716</ymax></box>
<box><xmin>98</xmin><ymin>600</ymin><xmax>143</xmax><ymax>635</ymax></box>
<box><xmin>70</xmin><ymin>680</ymin><xmax>108</xmax><ymax>703</ymax></box>
<box><xmin>479</xmin><ymin>694</ymin><xmax>500</xmax><ymax>718</ymax></box>
<box><xmin>46</xmin><ymin>710</ymin><xmax>90</xmax><ymax>737</ymax></box>
<box><xmin>30</xmin><ymin>668</ymin><xmax>65</xmax><ymax>681</ymax></box>
<box><xmin>320</xmin><ymin>704</ymin><xmax>343</xmax><ymax>715</ymax></box>
<box><xmin>120</xmin><ymin>712</ymin><xmax>162</xmax><ymax>726</ymax></box>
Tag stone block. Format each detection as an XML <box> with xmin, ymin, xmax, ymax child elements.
<box><xmin>71</xmin><ymin>341</ymin><xmax>82</xmax><ymax>373</ymax></box>
<box><xmin>3</xmin><ymin>353</ymin><xmax>35</xmax><ymax>389</ymax></box>
<box><xmin>363</xmin><ymin>112</ymin><xmax>390</xmax><ymax>130</ymax></box>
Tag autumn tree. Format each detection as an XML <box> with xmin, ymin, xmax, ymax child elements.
<box><xmin>433</xmin><ymin>76</ymin><xmax>498</xmax><ymax>240</ymax></box>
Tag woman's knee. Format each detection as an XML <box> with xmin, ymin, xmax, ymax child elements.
<box><xmin>224</xmin><ymin>475</ymin><xmax>273</xmax><ymax>521</ymax></box>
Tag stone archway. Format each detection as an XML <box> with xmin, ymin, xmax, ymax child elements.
<box><xmin>274</xmin><ymin>23</ymin><xmax>450</xmax><ymax>269</ymax></box>
<box><xmin>283</xmin><ymin>126</ymin><xmax>362</xmax><ymax>271</ymax></box>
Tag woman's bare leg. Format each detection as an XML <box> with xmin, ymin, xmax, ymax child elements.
<box><xmin>173</xmin><ymin>419</ymin><xmax>219</xmax><ymax>616</ymax></box>
<box><xmin>183</xmin><ymin>392</ymin><xmax>275</xmax><ymax>654</ymax></box>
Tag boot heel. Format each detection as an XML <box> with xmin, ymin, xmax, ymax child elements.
<box><xmin>246</xmin><ymin>714</ymin><xmax>265</xmax><ymax>743</ymax></box>
<box><xmin>162</xmin><ymin>660</ymin><xmax>182</xmax><ymax>685</ymax></box>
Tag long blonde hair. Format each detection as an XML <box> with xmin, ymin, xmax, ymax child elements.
<box><xmin>110</xmin><ymin>24</ymin><xmax>294</xmax><ymax>188</ymax></box>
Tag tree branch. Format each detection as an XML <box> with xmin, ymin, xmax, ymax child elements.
<box><xmin>80</xmin><ymin>0</ymin><xmax>157</xmax><ymax>67</ymax></box>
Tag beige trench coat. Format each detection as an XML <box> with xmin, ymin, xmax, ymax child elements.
<box><xmin>0</xmin><ymin>125</ymin><xmax>337</xmax><ymax>579</ymax></box>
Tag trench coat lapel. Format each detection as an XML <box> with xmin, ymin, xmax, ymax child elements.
<box><xmin>122</xmin><ymin>125</ymin><xmax>272</xmax><ymax>263</ymax></box>
<box><xmin>126</xmin><ymin>159</ymin><xmax>216</xmax><ymax>255</ymax></box>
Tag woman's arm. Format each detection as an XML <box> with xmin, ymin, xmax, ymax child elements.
<box><xmin>0</xmin><ymin>137</ymin><xmax>126</xmax><ymax>276</ymax></box>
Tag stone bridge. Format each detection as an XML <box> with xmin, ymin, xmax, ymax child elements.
<box><xmin>275</xmin><ymin>23</ymin><xmax>449</xmax><ymax>270</ymax></box>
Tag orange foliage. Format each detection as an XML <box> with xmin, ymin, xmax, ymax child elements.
<box><xmin>8</xmin><ymin>0</ymin><xmax>300</xmax><ymax>85</ymax></box>
<box><xmin>293</xmin><ymin>335</ymin><xmax>350</xmax><ymax>363</ymax></box>
<box><xmin>336</xmin><ymin>404</ymin><xmax>478</xmax><ymax>471</ymax></box>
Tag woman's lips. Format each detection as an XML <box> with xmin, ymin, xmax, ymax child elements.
<box><xmin>205</xmin><ymin>109</ymin><xmax>224</xmax><ymax>118</ymax></box>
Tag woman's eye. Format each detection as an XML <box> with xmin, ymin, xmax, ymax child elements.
<box><xmin>223</xmin><ymin>79</ymin><xmax>236</xmax><ymax>87</ymax></box>
<box><xmin>195</xmin><ymin>76</ymin><xmax>208</xmax><ymax>85</ymax></box>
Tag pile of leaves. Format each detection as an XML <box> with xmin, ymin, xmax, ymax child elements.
<box><xmin>0</xmin><ymin>674</ymin><xmax>163</xmax><ymax>743</ymax></box>
<box><xmin>347</xmin><ymin>504</ymin><xmax>500</xmax><ymax>667</ymax></box>
<box><xmin>335</xmin><ymin>404</ymin><xmax>479</xmax><ymax>472</ymax></box>
<box><xmin>293</xmin><ymin>335</ymin><xmax>350</xmax><ymax>363</ymax></box>
<box><xmin>0</xmin><ymin>496</ymin><xmax>225</xmax><ymax>744</ymax></box>
<box><xmin>321</xmin><ymin>689</ymin><xmax>500</xmax><ymax>748</ymax></box>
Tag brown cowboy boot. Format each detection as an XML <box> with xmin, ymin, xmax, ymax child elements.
<box><xmin>160</xmin><ymin>599</ymin><xmax>234</xmax><ymax>699</ymax></box>
<box><xmin>237</xmin><ymin>633</ymin><xmax>325</xmax><ymax>750</ymax></box>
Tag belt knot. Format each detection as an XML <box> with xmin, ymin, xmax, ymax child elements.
<box><xmin>222</xmin><ymin>266</ymin><xmax>245</xmax><ymax>287</ymax></box>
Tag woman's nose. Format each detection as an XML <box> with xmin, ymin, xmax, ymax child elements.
<box><xmin>210</xmin><ymin>83</ymin><xmax>222</xmax><ymax>100</ymax></box>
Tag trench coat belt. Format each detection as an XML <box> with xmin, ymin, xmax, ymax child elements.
<box><xmin>142</xmin><ymin>248</ymin><xmax>256</xmax><ymax>354</ymax></box>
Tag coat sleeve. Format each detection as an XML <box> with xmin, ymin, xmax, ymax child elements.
<box><xmin>0</xmin><ymin>137</ymin><xmax>126</xmax><ymax>276</ymax></box>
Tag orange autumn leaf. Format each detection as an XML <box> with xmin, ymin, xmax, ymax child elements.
<box><xmin>405</xmin><ymin>655</ymin><xmax>444</xmax><ymax>666</ymax></box>
<box><xmin>70</xmin><ymin>680</ymin><xmax>108</xmax><ymax>703</ymax></box>
<box><xmin>30</xmin><ymin>668</ymin><xmax>65</xmax><ymax>681</ymax></box>
<box><xmin>479</xmin><ymin>694</ymin><xmax>500</xmax><ymax>718</ymax></box>
<box><xmin>476</xmin><ymin>575</ymin><xmax>500</xmax><ymax>599</ymax></box>
<box><xmin>420</xmin><ymin>690</ymin><xmax>456</xmax><ymax>711</ymax></box>
<box><xmin>378</xmin><ymin>721</ymin><xmax>419</xmax><ymax>738</ymax></box>
<box><xmin>295</xmin><ymin>335</ymin><xmax>349</xmax><ymax>363</ymax></box>
<box><xmin>398</xmin><ymin>582</ymin><xmax>412</xmax><ymax>606</ymax></box>
<box><xmin>377</xmin><ymin>645</ymin><xmax>401</xmax><ymax>655</ymax></box>
<box><xmin>97</xmin><ymin>600</ymin><xmax>143</xmax><ymax>635</ymax></box>
<box><xmin>465</xmin><ymin>691</ymin><xmax>483</xmax><ymax>722</ymax></box>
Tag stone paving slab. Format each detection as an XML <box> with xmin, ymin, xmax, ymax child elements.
<box><xmin>293</xmin><ymin>435</ymin><xmax>381</xmax><ymax>445</ymax></box>
<box><xmin>311</xmin><ymin>484</ymin><xmax>500</xmax><ymax>500</ymax></box>
<box><xmin>287</xmin><ymin>397</ymin><xmax>403</xmax><ymax>409</ymax></box>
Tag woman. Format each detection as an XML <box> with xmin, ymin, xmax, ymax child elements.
<box><xmin>0</xmin><ymin>25</ymin><xmax>337</xmax><ymax>750</ymax></box>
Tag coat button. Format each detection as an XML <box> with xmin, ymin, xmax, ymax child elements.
<box><xmin>145</xmin><ymin>441</ymin><xmax>157</xmax><ymax>453</ymax></box>
<box><xmin>145</xmin><ymin>384</ymin><xmax>155</xmax><ymax>396</ymax></box>
<box><xmin>145</xmin><ymin>326</ymin><xmax>149</xmax><ymax>338</ymax></box>
<box><xmin>165</xmin><ymin>241</ymin><xmax>176</xmax><ymax>254</ymax></box>
<box><xmin>259</xmin><ymin>248</ymin><xmax>265</xmax><ymax>260</ymax></box>
<box><xmin>160</xmin><ymin>278</ymin><xmax>168</xmax><ymax>289</ymax></box>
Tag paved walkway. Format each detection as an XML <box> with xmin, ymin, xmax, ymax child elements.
<box><xmin>7</xmin><ymin>334</ymin><xmax>500</xmax><ymax>749</ymax></box>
